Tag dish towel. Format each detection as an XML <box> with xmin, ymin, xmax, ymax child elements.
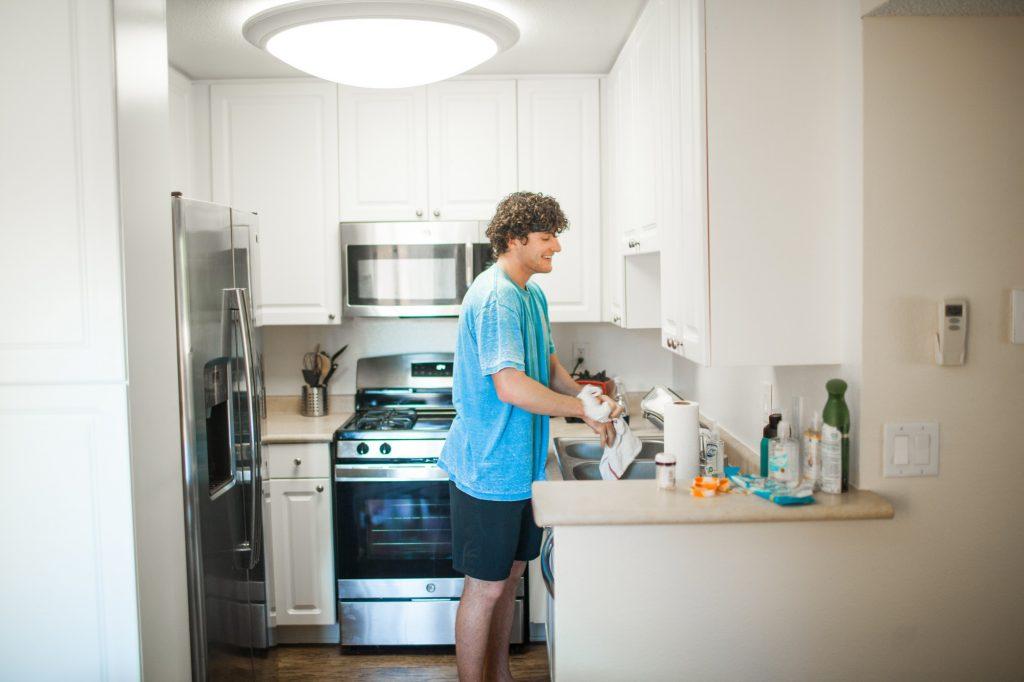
<box><xmin>599</xmin><ymin>417</ymin><xmax>642</xmax><ymax>480</ymax></box>
<box><xmin>577</xmin><ymin>384</ymin><xmax>613</xmax><ymax>422</ymax></box>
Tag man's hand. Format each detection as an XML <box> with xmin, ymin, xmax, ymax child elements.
<box><xmin>584</xmin><ymin>395</ymin><xmax>624</xmax><ymax>447</ymax></box>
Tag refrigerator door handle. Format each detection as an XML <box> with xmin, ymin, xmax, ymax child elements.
<box><xmin>227</xmin><ymin>287</ymin><xmax>263</xmax><ymax>571</ymax></box>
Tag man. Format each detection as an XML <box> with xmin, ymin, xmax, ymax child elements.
<box><xmin>438</xmin><ymin>191</ymin><xmax>623</xmax><ymax>681</ymax></box>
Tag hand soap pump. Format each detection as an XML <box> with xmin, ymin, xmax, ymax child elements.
<box><xmin>760</xmin><ymin>412</ymin><xmax>782</xmax><ymax>477</ymax></box>
<box><xmin>769</xmin><ymin>417</ymin><xmax>801</xmax><ymax>487</ymax></box>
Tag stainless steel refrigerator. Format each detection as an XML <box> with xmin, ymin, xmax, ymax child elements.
<box><xmin>172</xmin><ymin>195</ymin><xmax>269</xmax><ymax>680</ymax></box>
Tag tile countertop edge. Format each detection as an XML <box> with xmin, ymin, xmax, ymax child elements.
<box><xmin>531</xmin><ymin>481</ymin><xmax>894</xmax><ymax>526</ymax></box>
<box><xmin>261</xmin><ymin>394</ymin><xmax>353</xmax><ymax>444</ymax></box>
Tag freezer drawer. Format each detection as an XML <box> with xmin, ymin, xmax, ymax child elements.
<box><xmin>339</xmin><ymin>599</ymin><xmax>524</xmax><ymax>646</ymax></box>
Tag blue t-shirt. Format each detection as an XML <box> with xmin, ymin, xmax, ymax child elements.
<box><xmin>438</xmin><ymin>264</ymin><xmax>555</xmax><ymax>501</ymax></box>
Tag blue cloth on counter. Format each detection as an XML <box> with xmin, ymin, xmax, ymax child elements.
<box><xmin>725</xmin><ymin>467</ymin><xmax>816</xmax><ymax>506</ymax></box>
<box><xmin>439</xmin><ymin>264</ymin><xmax>555</xmax><ymax>501</ymax></box>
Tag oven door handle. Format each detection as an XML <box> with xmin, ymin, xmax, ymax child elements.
<box><xmin>334</xmin><ymin>464</ymin><xmax>449</xmax><ymax>482</ymax></box>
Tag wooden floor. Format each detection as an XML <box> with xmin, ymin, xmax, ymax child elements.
<box><xmin>216</xmin><ymin>644</ymin><xmax>550</xmax><ymax>681</ymax></box>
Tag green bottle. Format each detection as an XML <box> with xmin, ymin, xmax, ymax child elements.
<box><xmin>820</xmin><ymin>379</ymin><xmax>850</xmax><ymax>493</ymax></box>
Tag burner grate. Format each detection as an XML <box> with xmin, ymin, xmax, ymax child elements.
<box><xmin>353</xmin><ymin>408</ymin><xmax>418</xmax><ymax>432</ymax></box>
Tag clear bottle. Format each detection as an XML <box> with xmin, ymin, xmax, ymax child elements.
<box><xmin>612</xmin><ymin>375</ymin><xmax>629</xmax><ymax>424</ymax></box>
<box><xmin>802</xmin><ymin>412</ymin><xmax>822</xmax><ymax>490</ymax></box>
<box><xmin>768</xmin><ymin>418</ymin><xmax>801</xmax><ymax>487</ymax></box>
<box><xmin>702</xmin><ymin>422</ymin><xmax>724</xmax><ymax>478</ymax></box>
<box><xmin>760</xmin><ymin>412</ymin><xmax>782</xmax><ymax>477</ymax></box>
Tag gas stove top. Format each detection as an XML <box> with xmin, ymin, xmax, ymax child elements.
<box><xmin>338</xmin><ymin>407</ymin><xmax>455</xmax><ymax>440</ymax></box>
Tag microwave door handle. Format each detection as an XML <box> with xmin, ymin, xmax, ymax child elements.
<box><xmin>465</xmin><ymin>242</ymin><xmax>474</xmax><ymax>288</ymax></box>
<box><xmin>228</xmin><ymin>287</ymin><xmax>263</xmax><ymax>571</ymax></box>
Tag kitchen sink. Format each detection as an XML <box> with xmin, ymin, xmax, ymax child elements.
<box><xmin>561</xmin><ymin>439</ymin><xmax>664</xmax><ymax>461</ymax></box>
<box><xmin>571</xmin><ymin>460</ymin><xmax>657</xmax><ymax>480</ymax></box>
<box><xmin>553</xmin><ymin>436</ymin><xmax>664</xmax><ymax>481</ymax></box>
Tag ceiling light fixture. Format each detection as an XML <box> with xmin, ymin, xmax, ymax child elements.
<box><xmin>243</xmin><ymin>1</ymin><xmax>520</xmax><ymax>89</ymax></box>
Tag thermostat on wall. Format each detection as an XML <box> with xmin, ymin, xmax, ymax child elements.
<box><xmin>934</xmin><ymin>297</ymin><xmax>967</xmax><ymax>366</ymax></box>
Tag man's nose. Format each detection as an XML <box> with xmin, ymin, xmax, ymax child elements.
<box><xmin>551</xmin><ymin>236</ymin><xmax>562</xmax><ymax>252</ymax></box>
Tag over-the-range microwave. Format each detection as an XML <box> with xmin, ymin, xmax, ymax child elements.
<box><xmin>341</xmin><ymin>221</ymin><xmax>496</xmax><ymax>317</ymax></box>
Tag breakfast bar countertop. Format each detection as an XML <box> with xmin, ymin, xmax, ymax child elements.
<box><xmin>535</xmin><ymin>392</ymin><xmax>894</xmax><ymax>527</ymax></box>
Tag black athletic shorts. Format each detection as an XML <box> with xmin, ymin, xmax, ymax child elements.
<box><xmin>448</xmin><ymin>481</ymin><xmax>544</xmax><ymax>582</ymax></box>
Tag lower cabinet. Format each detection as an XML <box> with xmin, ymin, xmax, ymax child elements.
<box><xmin>266</xmin><ymin>476</ymin><xmax>335</xmax><ymax>626</ymax></box>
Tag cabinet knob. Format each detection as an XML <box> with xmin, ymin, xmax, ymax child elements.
<box><xmin>433</xmin><ymin>209</ymin><xmax>441</xmax><ymax>217</ymax></box>
<box><xmin>612</xmin><ymin>316</ymin><xmax>621</xmax><ymax>324</ymax></box>
<box><xmin>415</xmin><ymin>209</ymin><xmax>423</xmax><ymax>217</ymax></box>
<box><xmin>628</xmin><ymin>240</ymin><xmax>639</xmax><ymax>249</ymax></box>
<box><xmin>328</xmin><ymin>313</ymin><xmax>336</xmax><ymax>321</ymax></box>
<box><xmin>316</xmin><ymin>484</ymin><xmax>324</xmax><ymax>493</ymax></box>
<box><xmin>294</xmin><ymin>458</ymin><xmax>302</xmax><ymax>466</ymax></box>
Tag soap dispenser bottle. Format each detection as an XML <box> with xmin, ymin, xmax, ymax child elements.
<box><xmin>760</xmin><ymin>412</ymin><xmax>782</xmax><ymax>477</ymax></box>
<box><xmin>769</xmin><ymin>417</ymin><xmax>800</xmax><ymax>487</ymax></box>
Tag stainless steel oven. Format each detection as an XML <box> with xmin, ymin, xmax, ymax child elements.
<box><xmin>340</xmin><ymin>221</ymin><xmax>495</xmax><ymax>317</ymax></box>
<box><xmin>333</xmin><ymin>354</ymin><xmax>525</xmax><ymax>646</ymax></box>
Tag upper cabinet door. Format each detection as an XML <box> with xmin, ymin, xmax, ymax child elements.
<box><xmin>211</xmin><ymin>82</ymin><xmax>341</xmax><ymax>325</ymax></box>
<box><xmin>427</xmin><ymin>80</ymin><xmax>517</xmax><ymax>221</ymax></box>
<box><xmin>338</xmin><ymin>86</ymin><xmax>429</xmax><ymax>222</ymax></box>
<box><xmin>0</xmin><ymin>0</ymin><xmax>127</xmax><ymax>384</ymax></box>
<box><xmin>518</xmin><ymin>79</ymin><xmax>601</xmax><ymax>323</ymax></box>
<box><xmin>630</xmin><ymin>2</ymin><xmax>662</xmax><ymax>236</ymax></box>
<box><xmin>659</xmin><ymin>0</ymin><xmax>709</xmax><ymax>365</ymax></box>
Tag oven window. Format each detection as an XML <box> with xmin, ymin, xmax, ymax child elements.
<box><xmin>336</xmin><ymin>479</ymin><xmax>460</xmax><ymax>580</ymax></box>
<box><xmin>347</xmin><ymin>244</ymin><xmax>467</xmax><ymax>306</ymax></box>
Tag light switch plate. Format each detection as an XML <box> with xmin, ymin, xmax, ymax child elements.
<box><xmin>884</xmin><ymin>422</ymin><xmax>939</xmax><ymax>477</ymax></box>
<box><xmin>1012</xmin><ymin>289</ymin><xmax>1024</xmax><ymax>344</ymax></box>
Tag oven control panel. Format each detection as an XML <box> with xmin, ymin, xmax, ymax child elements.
<box><xmin>337</xmin><ymin>439</ymin><xmax>445</xmax><ymax>460</ymax></box>
<box><xmin>411</xmin><ymin>362</ymin><xmax>454</xmax><ymax>378</ymax></box>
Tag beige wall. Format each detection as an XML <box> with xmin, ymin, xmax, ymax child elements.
<box><xmin>859</xmin><ymin>13</ymin><xmax>1024</xmax><ymax>675</ymax></box>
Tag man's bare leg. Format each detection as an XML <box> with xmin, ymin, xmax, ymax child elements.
<box><xmin>484</xmin><ymin>560</ymin><xmax>527</xmax><ymax>682</ymax></box>
<box><xmin>456</xmin><ymin>576</ymin><xmax>506</xmax><ymax>681</ymax></box>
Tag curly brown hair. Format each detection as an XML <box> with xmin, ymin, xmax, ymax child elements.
<box><xmin>486</xmin><ymin>191</ymin><xmax>569</xmax><ymax>256</ymax></box>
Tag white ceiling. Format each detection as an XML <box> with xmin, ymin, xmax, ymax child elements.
<box><xmin>167</xmin><ymin>0</ymin><xmax>646</xmax><ymax>80</ymax></box>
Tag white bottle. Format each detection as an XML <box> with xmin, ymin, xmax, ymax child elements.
<box><xmin>703</xmin><ymin>423</ymin><xmax>724</xmax><ymax>477</ymax></box>
<box><xmin>802</xmin><ymin>412</ymin><xmax>822</xmax><ymax>490</ymax></box>
<box><xmin>768</xmin><ymin>419</ymin><xmax>801</xmax><ymax>487</ymax></box>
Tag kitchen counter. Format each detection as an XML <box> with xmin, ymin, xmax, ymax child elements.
<box><xmin>261</xmin><ymin>395</ymin><xmax>352</xmax><ymax>444</ymax></box>
<box><xmin>535</xmin><ymin>392</ymin><xmax>894</xmax><ymax>526</ymax></box>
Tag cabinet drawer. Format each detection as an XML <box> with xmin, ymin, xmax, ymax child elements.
<box><xmin>266</xmin><ymin>443</ymin><xmax>331</xmax><ymax>479</ymax></box>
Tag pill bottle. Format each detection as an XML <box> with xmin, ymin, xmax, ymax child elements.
<box><xmin>655</xmin><ymin>452</ymin><xmax>677</xmax><ymax>490</ymax></box>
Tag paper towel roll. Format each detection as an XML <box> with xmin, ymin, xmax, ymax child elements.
<box><xmin>663</xmin><ymin>400</ymin><xmax>701</xmax><ymax>481</ymax></box>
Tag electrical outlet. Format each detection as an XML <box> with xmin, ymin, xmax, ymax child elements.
<box><xmin>571</xmin><ymin>343</ymin><xmax>589</xmax><ymax>367</ymax></box>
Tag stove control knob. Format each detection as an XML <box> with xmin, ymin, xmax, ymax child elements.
<box><xmin>356</xmin><ymin>443</ymin><xmax>369</xmax><ymax>455</ymax></box>
<box><xmin>426</xmin><ymin>583</ymin><xmax>436</xmax><ymax>593</ymax></box>
<box><xmin>379</xmin><ymin>443</ymin><xmax>392</xmax><ymax>455</ymax></box>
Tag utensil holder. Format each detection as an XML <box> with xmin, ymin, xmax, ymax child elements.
<box><xmin>302</xmin><ymin>386</ymin><xmax>327</xmax><ymax>417</ymax></box>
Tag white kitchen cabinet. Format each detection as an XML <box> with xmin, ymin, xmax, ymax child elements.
<box><xmin>601</xmin><ymin>3</ymin><xmax>664</xmax><ymax>330</ymax></box>
<box><xmin>624</xmin><ymin>0</ymin><xmax>662</xmax><ymax>251</ymax></box>
<box><xmin>517</xmin><ymin>78</ymin><xmax>601</xmax><ymax>322</ymax></box>
<box><xmin>657</xmin><ymin>0</ymin><xmax>847</xmax><ymax>366</ymax></box>
<box><xmin>338</xmin><ymin>79</ymin><xmax>516</xmax><ymax>223</ymax></box>
<box><xmin>338</xmin><ymin>85</ymin><xmax>428</xmax><ymax>221</ymax></box>
<box><xmin>210</xmin><ymin>81</ymin><xmax>341</xmax><ymax>325</ymax></box>
<box><xmin>428</xmin><ymin>80</ymin><xmax>517</xmax><ymax>220</ymax></box>
<box><xmin>267</xmin><ymin>476</ymin><xmax>335</xmax><ymax>626</ymax></box>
